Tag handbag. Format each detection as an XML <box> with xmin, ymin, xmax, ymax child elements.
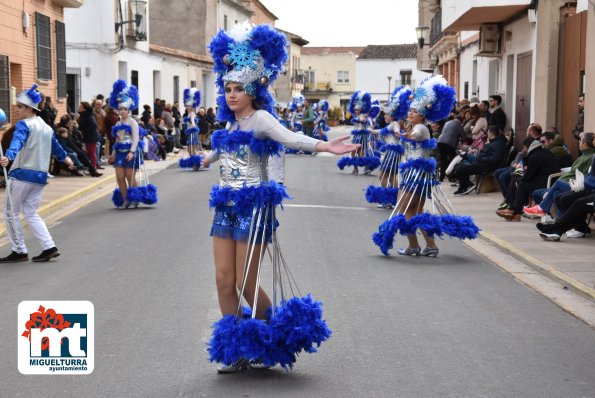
<box><xmin>569</xmin><ymin>169</ymin><xmax>584</xmax><ymax>192</ymax></box>
<box><xmin>446</xmin><ymin>154</ymin><xmax>463</xmax><ymax>176</ymax></box>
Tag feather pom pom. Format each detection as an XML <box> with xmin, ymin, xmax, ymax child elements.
<box><xmin>111</xmin><ymin>188</ymin><xmax>124</xmax><ymax>208</ymax></box>
<box><xmin>179</xmin><ymin>155</ymin><xmax>203</xmax><ymax>169</ymax></box>
<box><xmin>140</xmin><ymin>184</ymin><xmax>158</xmax><ymax>205</ymax></box>
<box><xmin>365</xmin><ymin>186</ymin><xmax>399</xmax><ymax>205</ymax></box>
<box><xmin>126</xmin><ymin>186</ymin><xmax>143</xmax><ymax>203</ymax></box>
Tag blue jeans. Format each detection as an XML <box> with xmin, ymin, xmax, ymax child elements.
<box><xmin>537</xmin><ymin>180</ymin><xmax>571</xmax><ymax>213</ymax></box>
<box><xmin>493</xmin><ymin>167</ymin><xmax>513</xmax><ymax>197</ymax></box>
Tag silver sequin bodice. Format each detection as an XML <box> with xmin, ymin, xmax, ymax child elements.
<box><xmin>219</xmin><ymin>145</ymin><xmax>268</xmax><ymax>189</ymax></box>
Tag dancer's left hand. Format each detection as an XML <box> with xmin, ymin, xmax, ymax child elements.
<box><xmin>316</xmin><ymin>136</ymin><xmax>360</xmax><ymax>155</ymax></box>
<box><xmin>0</xmin><ymin>156</ymin><xmax>8</xmax><ymax>167</ymax></box>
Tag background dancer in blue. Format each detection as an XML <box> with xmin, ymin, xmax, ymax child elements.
<box><xmin>204</xmin><ymin>22</ymin><xmax>359</xmax><ymax>373</ymax></box>
<box><xmin>337</xmin><ymin>91</ymin><xmax>380</xmax><ymax>175</ymax></box>
<box><xmin>373</xmin><ymin>76</ymin><xmax>479</xmax><ymax>257</ymax></box>
<box><xmin>179</xmin><ymin>88</ymin><xmax>203</xmax><ymax>171</ymax></box>
<box><xmin>365</xmin><ymin>86</ymin><xmax>412</xmax><ymax>208</ymax></box>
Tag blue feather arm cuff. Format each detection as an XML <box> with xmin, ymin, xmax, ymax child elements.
<box><xmin>207</xmin><ymin>294</ymin><xmax>332</xmax><ymax>369</ymax></box>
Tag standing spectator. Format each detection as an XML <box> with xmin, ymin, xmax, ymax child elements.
<box><xmin>161</xmin><ymin>104</ymin><xmax>178</xmax><ymax>153</ymax></box>
<box><xmin>141</xmin><ymin>104</ymin><xmax>152</xmax><ymax>126</ymax></box>
<box><xmin>197</xmin><ymin>107</ymin><xmax>210</xmax><ymax>149</ymax></box>
<box><xmin>93</xmin><ymin>96</ymin><xmax>107</xmax><ymax>162</ymax></box>
<box><xmin>301</xmin><ymin>99</ymin><xmax>315</xmax><ymax>137</ymax></box>
<box><xmin>572</xmin><ymin>93</ymin><xmax>585</xmax><ymax>141</ymax></box>
<box><xmin>153</xmin><ymin>98</ymin><xmax>163</xmax><ymax>119</ymax></box>
<box><xmin>40</xmin><ymin>96</ymin><xmax>58</xmax><ymax>131</ymax></box>
<box><xmin>479</xmin><ymin>100</ymin><xmax>490</xmax><ymax>114</ymax></box>
<box><xmin>172</xmin><ymin>102</ymin><xmax>182</xmax><ymax>149</ymax></box>
<box><xmin>437</xmin><ymin>117</ymin><xmax>464</xmax><ymax>181</ymax></box>
<box><xmin>77</xmin><ymin>101</ymin><xmax>101</xmax><ymax>169</ymax></box>
<box><xmin>206</xmin><ymin>107</ymin><xmax>217</xmax><ymax>131</ymax></box>
<box><xmin>486</xmin><ymin>95</ymin><xmax>506</xmax><ymax>132</ymax></box>
<box><xmin>104</xmin><ymin>105</ymin><xmax>119</xmax><ymax>158</ymax></box>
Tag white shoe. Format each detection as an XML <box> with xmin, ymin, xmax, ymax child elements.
<box><xmin>248</xmin><ymin>359</ymin><xmax>271</xmax><ymax>370</ymax></box>
<box><xmin>566</xmin><ymin>229</ymin><xmax>586</xmax><ymax>238</ymax></box>
<box><xmin>216</xmin><ymin>358</ymin><xmax>248</xmax><ymax>374</ymax></box>
<box><xmin>173</xmin><ymin>148</ymin><xmax>180</xmax><ymax>154</ymax></box>
<box><xmin>47</xmin><ymin>173</ymin><xmax>55</xmax><ymax>179</ymax></box>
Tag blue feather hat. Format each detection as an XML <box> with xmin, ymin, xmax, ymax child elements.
<box><xmin>369</xmin><ymin>99</ymin><xmax>380</xmax><ymax>119</ymax></box>
<box><xmin>385</xmin><ymin>85</ymin><xmax>412</xmax><ymax>120</ymax></box>
<box><xmin>349</xmin><ymin>91</ymin><xmax>372</xmax><ymax>114</ymax></box>
<box><xmin>16</xmin><ymin>84</ymin><xmax>43</xmax><ymax>111</ymax></box>
<box><xmin>109</xmin><ymin>79</ymin><xmax>139</xmax><ymax>111</ymax></box>
<box><xmin>209</xmin><ymin>21</ymin><xmax>289</xmax><ymax>123</ymax></box>
<box><xmin>183</xmin><ymin>88</ymin><xmax>201</xmax><ymax>109</ymax></box>
<box><xmin>318</xmin><ymin>100</ymin><xmax>329</xmax><ymax>112</ymax></box>
<box><xmin>290</xmin><ymin>94</ymin><xmax>305</xmax><ymax>111</ymax></box>
<box><xmin>410</xmin><ymin>75</ymin><xmax>456</xmax><ymax>122</ymax></box>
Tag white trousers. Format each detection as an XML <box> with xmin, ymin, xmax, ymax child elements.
<box><xmin>3</xmin><ymin>179</ymin><xmax>55</xmax><ymax>254</ymax></box>
<box><xmin>268</xmin><ymin>149</ymin><xmax>286</xmax><ymax>185</ymax></box>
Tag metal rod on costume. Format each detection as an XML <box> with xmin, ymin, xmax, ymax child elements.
<box><xmin>0</xmin><ymin>145</ymin><xmax>18</xmax><ymax>243</ymax></box>
<box><xmin>251</xmin><ymin>206</ymin><xmax>269</xmax><ymax>319</ymax></box>
<box><xmin>235</xmin><ymin>205</ymin><xmax>260</xmax><ymax>316</ymax></box>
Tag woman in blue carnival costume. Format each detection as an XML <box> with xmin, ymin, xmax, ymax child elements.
<box><xmin>179</xmin><ymin>88</ymin><xmax>203</xmax><ymax>170</ymax></box>
<box><xmin>203</xmin><ymin>21</ymin><xmax>359</xmax><ymax>373</ymax></box>
<box><xmin>365</xmin><ymin>86</ymin><xmax>411</xmax><ymax>208</ymax></box>
<box><xmin>109</xmin><ymin>80</ymin><xmax>157</xmax><ymax>208</ymax></box>
<box><xmin>289</xmin><ymin>94</ymin><xmax>304</xmax><ymax>132</ymax></box>
<box><xmin>313</xmin><ymin>100</ymin><xmax>330</xmax><ymax>141</ymax></box>
<box><xmin>372</xmin><ymin>76</ymin><xmax>479</xmax><ymax>257</ymax></box>
<box><xmin>337</xmin><ymin>91</ymin><xmax>380</xmax><ymax>175</ymax></box>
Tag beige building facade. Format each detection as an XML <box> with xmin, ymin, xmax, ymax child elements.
<box><xmin>301</xmin><ymin>47</ymin><xmax>364</xmax><ymax>114</ymax></box>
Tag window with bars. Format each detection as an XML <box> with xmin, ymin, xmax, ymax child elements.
<box><xmin>35</xmin><ymin>12</ymin><xmax>52</xmax><ymax>81</ymax></box>
<box><xmin>400</xmin><ymin>70</ymin><xmax>412</xmax><ymax>85</ymax></box>
<box><xmin>337</xmin><ymin>70</ymin><xmax>349</xmax><ymax>83</ymax></box>
<box><xmin>55</xmin><ymin>21</ymin><xmax>66</xmax><ymax>98</ymax></box>
<box><xmin>0</xmin><ymin>55</ymin><xmax>9</xmax><ymax>123</ymax></box>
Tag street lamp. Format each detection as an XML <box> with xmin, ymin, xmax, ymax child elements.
<box><xmin>115</xmin><ymin>0</ymin><xmax>148</xmax><ymax>40</ymax></box>
<box><xmin>415</xmin><ymin>26</ymin><xmax>430</xmax><ymax>49</ymax></box>
<box><xmin>387</xmin><ymin>76</ymin><xmax>392</xmax><ymax>100</ymax></box>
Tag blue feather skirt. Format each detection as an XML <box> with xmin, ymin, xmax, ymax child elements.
<box><xmin>371</xmin><ymin>156</ymin><xmax>480</xmax><ymax>255</ymax></box>
<box><xmin>337</xmin><ymin>129</ymin><xmax>381</xmax><ymax>172</ymax></box>
<box><xmin>364</xmin><ymin>144</ymin><xmax>404</xmax><ymax>205</ymax></box>
<box><xmin>208</xmin><ymin>294</ymin><xmax>332</xmax><ymax>369</ymax></box>
<box><xmin>179</xmin><ymin>154</ymin><xmax>203</xmax><ymax>169</ymax></box>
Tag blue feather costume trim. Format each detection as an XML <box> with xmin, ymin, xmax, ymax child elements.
<box><xmin>111</xmin><ymin>188</ymin><xmax>124</xmax><ymax>207</ymax></box>
<box><xmin>179</xmin><ymin>155</ymin><xmax>203</xmax><ymax>169</ymax></box>
<box><xmin>372</xmin><ymin>213</ymin><xmax>480</xmax><ymax>255</ymax></box>
<box><xmin>140</xmin><ymin>184</ymin><xmax>158</xmax><ymax>205</ymax></box>
<box><xmin>207</xmin><ymin>294</ymin><xmax>332</xmax><ymax>368</ymax></box>
<box><xmin>209</xmin><ymin>181</ymin><xmax>290</xmax><ymax>216</ymax></box>
<box><xmin>337</xmin><ymin>156</ymin><xmax>381</xmax><ymax>170</ymax></box>
<box><xmin>365</xmin><ymin>186</ymin><xmax>399</xmax><ymax>205</ymax></box>
<box><xmin>111</xmin><ymin>124</ymin><xmax>132</xmax><ymax>139</ymax></box>
<box><xmin>400</xmin><ymin>137</ymin><xmax>437</xmax><ymax>150</ymax></box>
<box><xmin>211</xmin><ymin>129</ymin><xmax>282</xmax><ymax>157</ymax></box>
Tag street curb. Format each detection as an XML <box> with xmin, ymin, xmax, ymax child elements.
<box><xmin>473</xmin><ymin>230</ymin><xmax>595</xmax><ymax>301</ymax></box>
<box><xmin>0</xmin><ymin>175</ymin><xmax>116</xmax><ymax>239</ymax></box>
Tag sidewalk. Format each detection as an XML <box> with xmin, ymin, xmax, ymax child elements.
<box><xmin>447</xmin><ymin>184</ymin><xmax>595</xmax><ymax>300</ymax></box>
<box><xmin>0</xmin><ymin>155</ymin><xmax>180</xmax><ymax>238</ymax></box>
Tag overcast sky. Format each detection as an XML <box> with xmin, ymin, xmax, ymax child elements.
<box><xmin>259</xmin><ymin>0</ymin><xmax>419</xmax><ymax>47</ymax></box>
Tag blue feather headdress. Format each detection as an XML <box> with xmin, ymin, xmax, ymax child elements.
<box><xmin>183</xmin><ymin>88</ymin><xmax>201</xmax><ymax>109</ymax></box>
<box><xmin>290</xmin><ymin>94</ymin><xmax>305</xmax><ymax>111</ymax></box>
<box><xmin>349</xmin><ymin>91</ymin><xmax>372</xmax><ymax>114</ymax></box>
<box><xmin>369</xmin><ymin>99</ymin><xmax>380</xmax><ymax>119</ymax></box>
<box><xmin>209</xmin><ymin>21</ymin><xmax>289</xmax><ymax>123</ymax></box>
<box><xmin>410</xmin><ymin>75</ymin><xmax>455</xmax><ymax>122</ymax></box>
<box><xmin>109</xmin><ymin>79</ymin><xmax>139</xmax><ymax>111</ymax></box>
<box><xmin>16</xmin><ymin>84</ymin><xmax>43</xmax><ymax>111</ymax></box>
<box><xmin>318</xmin><ymin>100</ymin><xmax>329</xmax><ymax>112</ymax></box>
<box><xmin>385</xmin><ymin>85</ymin><xmax>412</xmax><ymax>120</ymax></box>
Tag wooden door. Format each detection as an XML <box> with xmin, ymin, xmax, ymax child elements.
<box><xmin>515</xmin><ymin>52</ymin><xmax>532</xmax><ymax>147</ymax></box>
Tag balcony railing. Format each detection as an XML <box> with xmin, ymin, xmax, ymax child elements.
<box><xmin>304</xmin><ymin>81</ymin><xmax>332</xmax><ymax>92</ymax></box>
<box><xmin>430</xmin><ymin>8</ymin><xmax>442</xmax><ymax>46</ymax></box>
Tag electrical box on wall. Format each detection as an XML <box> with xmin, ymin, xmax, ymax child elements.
<box><xmin>477</xmin><ymin>24</ymin><xmax>501</xmax><ymax>56</ymax></box>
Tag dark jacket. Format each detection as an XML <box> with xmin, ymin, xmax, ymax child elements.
<box><xmin>78</xmin><ymin>108</ymin><xmax>100</xmax><ymax>144</ymax></box>
<box><xmin>475</xmin><ymin>134</ymin><xmax>507</xmax><ymax>169</ymax></box>
<box><xmin>521</xmin><ymin>142</ymin><xmax>560</xmax><ymax>187</ymax></box>
<box><xmin>487</xmin><ymin>107</ymin><xmax>506</xmax><ymax>132</ymax></box>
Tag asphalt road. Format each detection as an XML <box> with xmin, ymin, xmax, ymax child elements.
<box><xmin>1</xmin><ymin>150</ymin><xmax>594</xmax><ymax>398</ymax></box>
